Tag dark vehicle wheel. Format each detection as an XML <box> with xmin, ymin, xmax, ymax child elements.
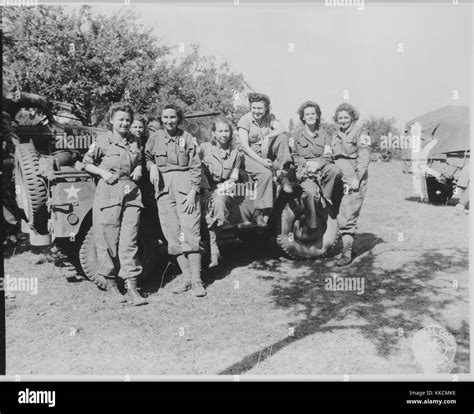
<box><xmin>426</xmin><ymin>176</ymin><xmax>454</xmax><ymax>204</ymax></box>
<box><xmin>14</xmin><ymin>143</ymin><xmax>48</xmax><ymax>234</ymax></box>
<box><xmin>78</xmin><ymin>226</ymin><xmax>107</xmax><ymax>290</ymax></box>
<box><xmin>276</xmin><ymin>196</ymin><xmax>339</xmax><ymax>260</ymax></box>
<box><xmin>78</xmin><ymin>226</ymin><xmax>159</xmax><ymax>289</ymax></box>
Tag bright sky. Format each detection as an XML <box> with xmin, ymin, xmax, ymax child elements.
<box><xmin>76</xmin><ymin>2</ymin><xmax>472</xmax><ymax>129</ymax></box>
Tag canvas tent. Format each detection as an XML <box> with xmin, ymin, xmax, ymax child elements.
<box><xmin>404</xmin><ymin>105</ymin><xmax>470</xmax><ymax>160</ymax></box>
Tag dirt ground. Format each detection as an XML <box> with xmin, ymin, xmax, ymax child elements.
<box><xmin>4</xmin><ymin>161</ymin><xmax>470</xmax><ymax>376</ymax></box>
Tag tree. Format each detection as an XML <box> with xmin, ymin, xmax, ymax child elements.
<box><xmin>361</xmin><ymin>116</ymin><xmax>399</xmax><ymax>152</ymax></box>
<box><xmin>2</xmin><ymin>6</ymin><xmax>250</xmax><ymax>126</ymax></box>
<box><xmin>149</xmin><ymin>45</ymin><xmax>250</xmax><ymax>121</ymax></box>
<box><xmin>320</xmin><ymin>121</ymin><xmax>337</xmax><ymax>139</ymax></box>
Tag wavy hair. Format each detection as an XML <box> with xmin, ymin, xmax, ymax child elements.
<box><xmin>104</xmin><ymin>102</ymin><xmax>134</xmax><ymax>131</ymax></box>
<box><xmin>297</xmin><ymin>101</ymin><xmax>322</xmax><ymax>129</ymax></box>
<box><xmin>333</xmin><ymin>103</ymin><xmax>360</xmax><ymax>124</ymax></box>
<box><xmin>248</xmin><ymin>92</ymin><xmax>271</xmax><ymax>115</ymax></box>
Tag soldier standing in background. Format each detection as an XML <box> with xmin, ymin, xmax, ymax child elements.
<box><xmin>130</xmin><ymin>114</ymin><xmax>163</xmax><ymax>272</ymax></box>
<box><xmin>330</xmin><ymin>103</ymin><xmax>371</xmax><ymax>267</ymax></box>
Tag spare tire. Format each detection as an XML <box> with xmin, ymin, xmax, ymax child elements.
<box><xmin>426</xmin><ymin>176</ymin><xmax>454</xmax><ymax>204</ymax></box>
<box><xmin>276</xmin><ymin>196</ymin><xmax>339</xmax><ymax>260</ymax></box>
<box><xmin>79</xmin><ymin>226</ymin><xmax>108</xmax><ymax>290</ymax></box>
<box><xmin>79</xmin><ymin>225</ymin><xmax>158</xmax><ymax>289</ymax></box>
<box><xmin>14</xmin><ymin>142</ymin><xmax>48</xmax><ymax>234</ymax></box>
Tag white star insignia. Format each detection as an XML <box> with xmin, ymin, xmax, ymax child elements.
<box><xmin>64</xmin><ymin>184</ymin><xmax>82</xmax><ymax>199</ymax></box>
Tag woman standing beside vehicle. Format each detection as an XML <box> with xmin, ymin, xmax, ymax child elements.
<box><xmin>82</xmin><ymin>102</ymin><xmax>147</xmax><ymax>305</ymax></box>
<box><xmin>330</xmin><ymin>103</ymin><xmax>371</xmax><ymax>266</ymax></box>
<box><xmin>145</xmin><ymin>104</ymin><xmax>206</xmax><ymax>297</ymax></box>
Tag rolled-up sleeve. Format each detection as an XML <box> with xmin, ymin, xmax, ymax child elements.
<box><xmin>237</xmin><ymin>113</ymin><xmax>251</xmax><ymax>132</ymax></box>
<box><xmin>82</xmin><ymin>139</ymin><xmax>103</xmax><ymax>166</ymax></box>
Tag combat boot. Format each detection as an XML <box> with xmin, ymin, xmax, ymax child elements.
<box><xmin>124</xmin><ymin>277</ymin><xmax>148</xmax><ymax>306</ymax></box>
<box><xmin>188</xmin><ymin>252</ymin><xmax>207</xmax><ymax>297</ymax></box>
<box><xmin>336</xmin><ymin>234</ymin><xmax>354</xmax><ymax>266</ymax></box>
<box><xmin>107</xmin><ymin>278</ymin><xmax>127</xmax><ymax>303</ymax></box>
<box><xmin>171</xmin><ymin>254</ymin><xmax>192</xmax><ymax>293</ymax></box>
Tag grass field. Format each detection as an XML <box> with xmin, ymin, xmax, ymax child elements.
<box><xmin>4</xmin><ymin>161</ymin><xmax>470</xmax><ymax>376</ymax></box>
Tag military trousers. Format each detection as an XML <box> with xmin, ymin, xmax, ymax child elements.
<box><xmin>93</xmin><ymin>179</ymin><xmax>143</xmax><ymax>280</ymax></box>
<box><xmin>241</xmin><ymin>155</ymin><xmax>274</xmax><ymax>210</ymax></box>
<box><xmin>335</xmin><ymin>158</ymin><xmax>368</xmax><ymax>236</ymax></box>
<box><xmin>156</xmin><ymin>170</ymin><xmax>201</xmax><ymax>256</ymax></box>
<box><xmin>299</xmin><ymin>163</ymin><xmax>343</xmax><ymax>205</ymax></box>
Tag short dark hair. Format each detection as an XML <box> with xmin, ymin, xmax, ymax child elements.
<box><xmin>248</xmin><ymin>92</ymin><xmax>271</xmax><ymax>115</ymax></box>
<box><xmin>297</xmin><ymin>101</ymin><xmax>322</xmax><ymax>129</ymax></box>
<box><xmin>333</xmin><ymin>103</ymin><xmax>360</xmax><ymax>123</ymax></box>
<box><xmin>160</xmin><ymin>104</ymin><xmax>184</xmax><ymax>125</ymax></box>
<box><xmin>105</xmin><ymin>102</ymin><xmax>134</xmax><ymax>130</ymax></box>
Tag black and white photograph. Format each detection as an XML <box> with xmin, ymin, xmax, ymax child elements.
<box><xmin>1</xmin><ymin>0</ymin><xmax>472</xmax><ymax>391</ymax></box>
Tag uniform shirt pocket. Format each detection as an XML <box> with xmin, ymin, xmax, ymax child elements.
<box><xmin>101</xmin><ymin>148</ymin><xmax>122</xmax><ymax>171</ymax></box>
<box><xmin>177</xmin><ymin>146</ymin><xmax>190</xmax><ymax>167</ymax></box>
<box><xmin>312</xmin><ymin>141</ymin><xmax>325</xmax><ymax>156</ymax></box>
<box><xmin>344</xmin><ymin>141</ymin><xmax>358</xmax><ymax>156</ymax></box>
<box><xmin>296</xmin><ymin>139</ymin><xmax>310</xmax><ymax>157</ymax></box>
<box><xmin>124</xmin><ymin>198</ymin><xmax>144</xmax><ymax>209</ymax></box>
<box><xmin>297</xmin><ymin>139</ymin><xmax>309</xmax><ymax>148</ymax></box>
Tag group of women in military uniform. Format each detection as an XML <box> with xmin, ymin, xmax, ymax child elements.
<box><xmin>82</xmin><ymin>94</ymin><xmax>370</xmax><ymax>306</ymax></box>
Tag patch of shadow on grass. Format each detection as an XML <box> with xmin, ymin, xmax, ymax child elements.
<box><xmin>451</xmin><ymin>320</ymin><xmax>470</xmax><ymax>373</ymax></box>
<box><xmin>219</xmin><ymin>246</ymin><xmax>469</xmax><ymax>375</ymax></box>
<box><xmin>3</xmin><ymin>233</ymin><xmax>49</xmax><ymax>259</ymax></box>
<box><xmin>202</xmin><ymin>240</ymin><xmax>280</xmax><ymax>288</ymax></box>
